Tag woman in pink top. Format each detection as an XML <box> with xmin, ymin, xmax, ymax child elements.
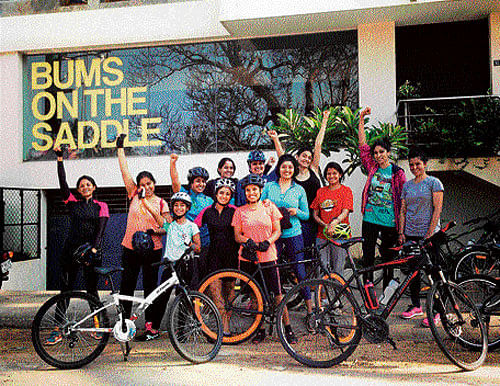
<box><xmin>116</xmin><ymin>134</ymin><xmax>171</xmax><ymax>341</ymax></box>
<box><xmin>231</xmin><ymin>174</ymin><xmax>296</xmax><ymax>344</ymax></box>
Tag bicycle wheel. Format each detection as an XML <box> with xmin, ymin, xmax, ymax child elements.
<box><xmin>31</xmin><ymin>291</ymin><xmax>110</xmax><ymax>369</ymax></box>
<box><xmin>280</xmin><ymin>269</ymin><xmax>303</xmax><ymax>310</ymax></box>
<box><xmin>457</xmin><ymin>275</ymin><xmax>500</xmax><ymax>351</ymax></box>
<box><xmin>454</xmin><ymin>249</ymin><xmax>498</xmax><ymax>281</ymax></box>
<box><xmin>276</xmin><ymin>279</ymin><xmax>361</xmax><ymax>368</ymax></box>
<box><xmin>426</xmin><ymin>281</ymin><xmax>488</xmax><ymax>371</ymax></box>
<box><xmin>198</xmin><ymin>269</ymin><xmax>265</xmax><ymax>344</ymax></box>
<box><xmin>167</xmin><ymin>291</ymin><xmax>222</xmax><ymax>363</ymax></box>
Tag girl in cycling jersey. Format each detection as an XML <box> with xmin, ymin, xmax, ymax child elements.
<box><xmin>231</xmin><ymin>174</ymin><xmax>296</xmax><ymax>344</ymax></box>
<box><xmin>116</xmin><ymin>134</ymin><xmax>171</xmax><ymax>341</ymax></box>
<box><xmin>311</xmin><ymin>162</ymin><xmax>353</xmax><ymax>277</ymax></box>
<box><xmin>170</xmin><ymin>153</ymin><xmax>213</xmax><ymax>287</ymax></box>
<box><xmin>46</xmin><ymin>146</ymin><xmax>110</xmax><ymax>345</ymax></box>
<box><xmin>194</xmin><ymin>178</ymin><xmax>239</xmax><ymax>336</ymax></box>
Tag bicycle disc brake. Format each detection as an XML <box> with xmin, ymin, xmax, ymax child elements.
<box><xmin>362</xmin><ymin>315</ymin><xmax>389</xmax><ymax>344</ymax></box>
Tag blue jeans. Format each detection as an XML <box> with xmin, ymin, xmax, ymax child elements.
<box><xmin>275</xmin><ymin>235</ymin><xmax>311</xmax><ymax>300</ymax></box>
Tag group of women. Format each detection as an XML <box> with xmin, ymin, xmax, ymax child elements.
<box><xmin>49</xmin><ymin>106</ymin><xmax>444</xmax><ymax>346</ymax></box>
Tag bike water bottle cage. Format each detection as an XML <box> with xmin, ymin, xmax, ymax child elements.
<box><xmin>247</xmin><ymin>150</ymin><xmax>266</xmax><ymax>164</ymax></box>
<box><xmin>187</xmin><ymin>167</ymin><xmax>209</xmax><ymax>183</ymax></box>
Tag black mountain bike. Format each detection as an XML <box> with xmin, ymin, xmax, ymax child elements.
<box><xmin>198</xmin><ymin>240</ymin><xmax>343</xmax><ymax>344</ymax></box>
<box><xmin>275</xmin><ymin>222</ymin><xmax>488</xmax><ymax>371</ymax></box>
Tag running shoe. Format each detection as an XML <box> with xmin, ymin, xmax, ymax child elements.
<box><xmin>421</xmin><ymin>314</ymin><xmax>440</xmax><ymax>328</ymax></box>
<box><xmin>251</xmin><ymin>329</ymin><xmax>266</xmax><ymax>344</ymax></box>
<box><xmin>401</xmin><ymin>306</ymin><xmax>424</xmax><ymax>319</ymax></box>
<box><xmin>285</xmin><ymin>329</ymin><xmax>297</xmax><ymax>344</ymax></box>
<box><xmin>44</xmin><ymin>329</ymin><xmax>62</xmax><ymax>345</ymax></box>
<box><xmin>304</xmin><ymin>313</ymin><xmax>316</xmax><ymax>333</ymax></box>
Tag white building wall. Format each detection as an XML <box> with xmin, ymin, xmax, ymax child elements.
<box><xmin>490</xmin><ymin>12</ymin><xmax>500</xmax><ymax>96</ymax></box>
<box><xmin>358</xmin><ymin>22</ymin><xmax>397</xmax><ymax>123</ymax></box>
<box><xmin>0</xmin><ymin>2</ymin><xmax>499</xmax><ymax>289</ymax></box>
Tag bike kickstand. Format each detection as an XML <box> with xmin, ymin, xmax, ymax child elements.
<box><xmin>120</xmin><ymin>341</ymin><xmax>131</xmax><ymax>362</ymax></box>
<box><xmin>387</xmin><ymin>337</ymin><xmax>398</xmax><ymax>350</ymax></box>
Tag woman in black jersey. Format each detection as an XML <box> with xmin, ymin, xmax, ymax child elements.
<box><xmin>194</xmin><ymin>178</ymin><xmax>239</xmax><ymax>336</ymax></box>
<box><xmin>267</xmin><ymin>109</ymin><xmax>330</xmax><ymax>250</ymax></box>
<box><xmin>46</xmin><ymin>146</ymin><xmax>110</xmax><ymax>345</ymax></box>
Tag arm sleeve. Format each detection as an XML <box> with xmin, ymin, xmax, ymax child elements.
<box><xmin>93</xmin><ymin>217</ymin><xmax>108</xmax><ymax>249</ymax></box>
<box><xmin>295</xmin><ymin>188</ymin><xmax>310</xmax><ymax>221</ymax></box>
<box><xmin>359</xmin><ymin>144</ymin><xmax>378</xmax><ymax>172</ymax></box>
<box><xmin>57</xmin><ymin>160</ymin><xmax>73</xmax><ymax>202</ymax></box>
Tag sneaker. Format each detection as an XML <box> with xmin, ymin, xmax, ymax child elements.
<box><xmin>285</xmin><ymin>329</ymin><xmax>297</xmax><ymax>344</ymax></box>
<box><xmin>401</xmin><ymin>306</ymin><xmax>424</xmax><ymax>319</ymax></box>
<box><xmin>45</xmin><ymin>329</ymin><xmax>62</xmax><ymax>346</ymax></box>
<box><xmin>304</xmin><ymin>313</ymin><xmax>316</xmax><ymax>333</ymax></box>
<box><xmin>135</xmin><ymin>330</ymin><xmax>160</xmax><ymax>341</ymax></box>
<box><xmin>135</xmin><ymin>322</ymin><xmax>159</xmax><ymax>341</ymax></box>
<box><xmin>251</xmin><ymin>329</ymin><xmax>266</xmax><ymax>344</ymax></box>
<box><xmin>422</xmin><ymin>314</ymin><xmax>440</xmax><ymax>328</ymax></box>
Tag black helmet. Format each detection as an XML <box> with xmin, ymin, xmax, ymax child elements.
<box><xmin>247</xmin><ymin>150</ymin><xmax>266</xmax><ymax>164</ymax></box>
<box><xmin>214</xmin><ymin>178</ymin><xmax>236</xmax><ymax>193</ymax></box>
<box><xmin>72</xmin><ymin>242</ymin><xmax>98</xmax><ymax>266</ymax></box>
<box><xmin>132</xmin><ymin>231</ymin><xmax>154</xmax><ymax>253</ymax></box>
<box><xmin>240</xmin><ymin>174</ymin><xmax>266</xmax><ymax>189</ymax></box>
<box><xmin>187</xmin><ymin>167</ymin><xmax>209</xmax><ymax>183</ymax></box>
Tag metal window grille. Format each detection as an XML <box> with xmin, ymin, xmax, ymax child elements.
<box><xmin>0</xmin><ymin>188</ymin><xmax>41</xmax><ymax>261</ymax></box>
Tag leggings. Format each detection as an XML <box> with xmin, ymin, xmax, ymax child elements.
<box><xmin>275</xmin><ymin>234</ymin><xmax>311</xmax><ymax>300</ymax></box>
<box><xmin>119</xmin><ymin>247</ymin><xmax>164</xmax><ymax>330</ymax></box>
<box><xmin>55</xmin><ymin>257</ymin><xmax>99</xmax><ymax>324</ymax></box>
<box><xmin>361</xmin><ymin>221</ymin><xmax>398</xmax><ymax>288</ymax></box>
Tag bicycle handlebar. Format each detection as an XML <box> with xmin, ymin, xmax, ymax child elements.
<box><xmin>463</xmin><ymin>208</ymin><xmax>500</xmax><ymax>226</ymax></box>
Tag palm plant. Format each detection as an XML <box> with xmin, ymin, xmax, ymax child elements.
<box><xmin>271</xmin><ymin>107</ymin><xmax>344</xmax><ymax>156</ymax></box>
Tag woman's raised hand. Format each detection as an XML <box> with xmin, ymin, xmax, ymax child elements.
<box><xmin>360</xmin><ymin>107</ymin><xmax>371</xmax><ymax>117</ymax></box>
<box><xmin>170</xmin><ymin>153</ymin><xmax>179</xmax><ymax>163</ymax></box>
<box><xmin>53</xmin><ymin>145</ymin><xmax>63</xmax><ymax>158</ymax></box>
<box><xmin>267</xmin><ymin>130</ymin><xmax>278</xmax><ymax>140</ymax></box>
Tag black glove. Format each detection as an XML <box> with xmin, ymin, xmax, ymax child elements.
<box><xmin>54</xmin><ymin>148</ymin><xmax>63</xmax><ymax>157</ymax></box>
<box><xmin>243</xmin><ymin>238</ymin><xmax>258</xmax><ymax>251</ymax></box>
<box><xmin>241</xmin><ymin>246</ymin><xmax>258</xmax><ymax>262</ymax></box>
<box><xmin>146</xmin><ymin>228</ymin><xmax>156</xmax><ymax>235</ymax></box>
<box><xmin>257</xmin><ymin>240</ymin><xmax>270</xmax><ymax>252</ymax></box>
<box><xmin>89</xmin><ymin>249</ymin><xmax>102</xmax><ymax>266</ymax></box>
<box><xmin>116</xmin><ymin>134</ymin><xmax>126</xmax><ymax>149</ymax></box>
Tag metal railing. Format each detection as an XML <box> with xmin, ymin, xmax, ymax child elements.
<box><xmin>396</xmin><ymin>94</ymin><xmax>500</xmax><ymax>154</ymax></box>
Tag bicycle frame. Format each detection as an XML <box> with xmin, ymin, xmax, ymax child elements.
<box><xmin>71</xmin><ymin>269</ymin><xmax>183</xmax><ymax>334</ymax></box>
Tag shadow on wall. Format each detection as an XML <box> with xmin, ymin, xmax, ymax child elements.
<box><xmin>434</xmin><ymin>170</ymin><xmax>500</xmax><ymax>242</ymax></box>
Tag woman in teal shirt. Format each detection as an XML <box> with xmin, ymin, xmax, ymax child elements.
<box><xmin>261</xmin><ymin>154</ymin><xmax>313</xmax><ymax>320</ymax></box>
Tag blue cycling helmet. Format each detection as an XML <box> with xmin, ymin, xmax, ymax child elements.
<box><xmin>187</xmin><ymin>167</ymin><xmax>209</xmax><ymax>183</ymax></box>
<box><xmin>247</xmin><ymin>150</ymin><xmax>266</xmax><ymax>164</ymax></box>
<box><xmin>240</xmin><ymin>174</ymin><xmax>266</xmax><ymax>189</ymax></box>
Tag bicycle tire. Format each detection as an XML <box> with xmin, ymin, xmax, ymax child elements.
<box><xmin>426</xmin><ymin>281</ymin><xmax>488</xmax><ymax>371</ymax></box>
<box><xmin>280</xmin><ymin>269</ymin><xmax>303</xmax><ymax>310</ymax></box>
<box><xmin>198</xmin><ymin>269</ymin><xmax>265</xmax><ymax>344</ymax></box>
<box><xmin>167</xmin><ymin>291</ymin><xmax>222</xmax><ymax>363</ymax></box>
<box><xmin>457</xmin><ymin>275</ymin><xmax>500</xmax><ymax>351</ymax></box>
<box><xmin>276</xmin><ymin>279</ymin><xmax>361</xmax><ymax>368</ymax></box>
<box><xmin>454</xmin><ymin>249</ymin><xmax>498</xmax><ymax>281</ymax></box>
<box><xmin>31</xmin><ymin>291</ymin><xmax>110</xmax><ymax>369</ymax></box>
